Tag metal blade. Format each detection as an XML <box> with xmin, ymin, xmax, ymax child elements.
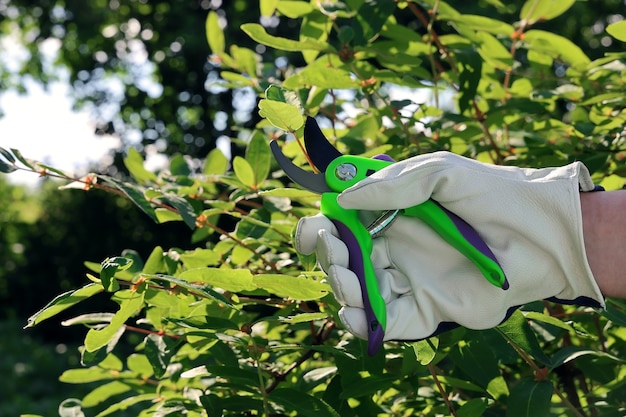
<box><xmin>303</xmin><ymin>116</ymin><xmax>342</xmax><ymax>172</ymax></box>
<box><xmin>270</xmin><ymin>140</ymin><xmax>331</xmax><ymax>194</ymax></box>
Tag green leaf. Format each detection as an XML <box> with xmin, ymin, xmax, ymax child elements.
<box><xmin>276</xmin><ymin>1</ymin><xmax>314</xmax><ymax>18</ymax></box>
<box><xmin>253</xmin><ymin>274</ymin><xmax>330</xmax><ymax>300</ymax></box>
<box><xmin>59</xmin><ymin>367</ymin><xmax>120</xmax><ymax>384</ymax></box>
<box><xmin>178</xmin><ymin>268</ymin><xmax>256</xmax><ymax>293</ymax></box>
<box><xmin>85</xmin><ymin>289</ymin><xmax>146</xmax><ymax>352</ymax></box>
<box><xmin>155</xmin><ymin>208</ymin><xmax>183</xmax><ymax>223</ymax></box>
<box><xmin>179</xmin><ymin>248</ymin><xmax>221</xmax><ymax>268</ymax></box>
<box><xmin>353</xmin><ymin>0</ymin><xmax>396</xmax><ymax>44</ymax></box>
<box><xmin>99</xmin><ymin>175</ymin><xmax>158</xmax><ymax>222</ymax></box>
<box><xmin>450</xmin><ymin>336</ymin><xmax>500</xmax><ymax>388</ymax></box>
<box><xmin>169</xmin><ymin>154</ymin><xmax>191</xmax><ymax>176</ymax></box>
<box><xmin>448</xmin><ymin>14</ymin><xmax>514</xmax><ymax>36</ymax></box>
<box><xmin>124</xmin><ymin>148</ymin><xmax>157</xmax><ymax>183</ymax></box>
<box><xmin>205</xmin><ymin>11</ymin><xmax>225</xmax><ymax>54</ymax></box>
<box><xmin>524</xmin><ymin>30</ymin><xmax>590</xmax><ymax>66</ymax></box>
<box><xmin>100</xmin><ymin>256</ymin><xmax>133</xmax><ymax>292</ymax></box>
<box><xmin>458</xmin><ymin>398</ymin><xmax>488</xmax><ymax>417</ymax></box>
<box><xmin>199</xmin><ymin>394</ymin><xmax>224</xmax><ymax>417</ymax></box>
<box><xmin>259</xmin><ymin>188</ymin><xmax>319</xmax><ymax>202</ymax></box>
<box><xmin>607</xmin><ymin>20</ymin><xmax>626</xmax><ymax>42</ymax></box>
<box><xmin>80</xmin><ymin>327</ymin><xmax>126</xmax><ymax>366</ymax></box>
<box><xmin>235</xmin><ymin>208</ymin><xmax>271</xmax><ymax>239</ymax></box>
<box><xmin>9</xmin><ymin>147</ymin><xmax>35</xmax><ymax>169</ymax></box>
<box><xmin>524</xmin><ymin>311</ymin><xmax>588</xmax><ymax>336</ymax></box>
<box><xmin>476</xmin><ymin>31</ymin><xmax>513</xmax><ymax>70</ymax></box>
<box><xmin>0</xmin><ymin>159</ymin><xmax>17</xmax><ymax>173</ymax></box>
<box><xmin>278</xmin><ymin>312</ymin><xmax>330</xmax><ymax>324</ymax></box>
<box><xmin>283</xmin><ymin>66</ymin><xmax>358</xmax><ymax>90</ymax></box>
<box><xmin>25</xmin><ymin>283</ymin><xmax>104</xmax><ymax>328</ymax></box>
<box><xmin>144</xmin><ymin>334</ymin><xmax>180</xmax><ymax>378</ymax></box>
<box><xmin>456</xmin><ymin>51</ymin><xmax>483</xmax><ymax>115</ymax></box>
<box><xmin>143</xmin><ymin>246</ymin><xmax>164</xmax><ymax>275</ymax></box>
<box><xmin>159</xmin><ymin>194</ymin><xmax>197</xmax><ymax>229</ymax></box>
<box><xmin>61</xmin><ymin>312</ymin><xmax>115</xmax><ymax>327</ymax></box>
<box><xmin>270</xmin><ymin>388</ymin><xmax>340</xmax><ymax>417</ymax></box>
<box><xmin>497</xmin><ymin>310</ymin><xmax>552</xmax><ymax>366</ymax></box>
<box><xmin>549</xmin><ymin>346</ymin><xmax>623</xmax><ymax>370</ymax></box>
<box><xmin>246</xmin><ymin>132</ymin><xmax>271</xmax><ymax>187</ymax></box>
<box><xmin>146</xmin><ymin>273</ymin><xmax>235</xmax><ymax>307</ymax></box>
<box><xmin>233</xmin><ymin>156</ymin><xmax>256</xmax><ymax>188</ymax></box>
<box><xmin>409</xmin><ymin>337</ymin><xmax>439</xmax><ymax>365</ymax></box>
<box><xmin>300</xmin><ymin>11</ymin><xmax>329</xmax><ymax>63</ymax></box>
<box><xmin>505</xmin><ymin>378</ymin><xmax>553</xmax><ymax>417</ymax></box>
<box><xmin>258</xmin><ymin>99</ymin><xmax>304</xmax><ymax>132</ymax></box>
<box><xmin>127</xmin><ymin>353</ymin><xmax>153</xmax><ymax>378</ymax></box>
<box><xmin>203</xmin><ymin>148</ymin><xmax>229</xmax><ymax>175</ymax></box>
<box><xmin>231</xmin><ymin>45</ymin><xmax>259</xmax><ymax>76</ymax></box>
<box><xmin>520</xmin><ymin>0</ymin><xmax>575</xmax><ymax>24</ymax></box>
<box><xmin>241</xmin><ymin>23</ymin><xmax>332</xmax><ymax>52</ymax></box>
<box><xmin>260</xmin><ymin>0</ymin><xmax>279</xmax><ymax>16</ymax></box>
<box><xmin>93</xmin><ymin>394</ymin><xmax>155</xmax><ymax>417</ymax></box>
<box><xmin>82</xmin><ymin>381</ymin><xmax>131</xmax><ymax>408</ymax></box>
<box><xmin>0</xmin><ymin>146</ymin><xmax>15</xmax><ymax>163</ymax></box>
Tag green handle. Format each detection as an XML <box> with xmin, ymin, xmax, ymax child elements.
<box><xmin>320</xmin><ymin>193</ymin><xmax>387</xmax><ymax>355</ymax></box>
<box><xmin>403</xmin><ymin>201</ymin><xmax>506</xmax><ymax>288</ymax></box>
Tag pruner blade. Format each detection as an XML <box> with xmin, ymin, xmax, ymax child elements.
<box><xmin>270</xmin><ymin>140</ymin><xmax>331</xmax><ymax>194</ymax></box>
<box><xmin>303</xmin><ymin>116</ymin><xmax>342</xmax><ymax>172</ymax></box>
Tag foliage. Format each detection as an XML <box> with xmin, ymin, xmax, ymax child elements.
<box><xmin>3</xmin><ymin>0</ymin><xmax>626</xmax><ymax>416</ymax></box>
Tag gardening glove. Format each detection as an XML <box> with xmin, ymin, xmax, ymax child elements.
<box><xmin>296</xmin><ymin>151</ymin><xmax>605</xmax><ymax>342</ymax></box>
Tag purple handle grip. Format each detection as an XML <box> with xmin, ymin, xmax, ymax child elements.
<box><xmin>331</xmin><ymin>219</ymin><xmax>385</xmax><ymax>356</ymax></box>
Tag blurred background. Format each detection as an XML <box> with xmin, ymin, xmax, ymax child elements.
<box><xmin>1</xmin><ymin>0</ymin><xmax>625</xmax><ymax>414</ymax></box>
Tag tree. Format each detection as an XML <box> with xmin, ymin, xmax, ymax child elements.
<box><xmin>3</xmin><ymin>0</ymin><xmax>626</xmax><ymax>416</ymax></box>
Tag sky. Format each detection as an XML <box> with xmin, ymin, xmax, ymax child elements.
<box><xmin>0</xmin><ymin>31</ymin><xmax>120</xmax><ymax>187</ymax></box>
<box><xmin>0</xmin><ymin>80</ymin><xmax>120</xmax><ymax>186</ymax></box>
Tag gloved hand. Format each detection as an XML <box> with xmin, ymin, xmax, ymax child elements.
<box><xmin>296</xmin><ymin>151</ymin><xmax>605</xmax><ymax>342</ymax></box>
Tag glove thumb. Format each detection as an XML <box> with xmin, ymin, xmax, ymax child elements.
<box><xmin>337</xmin><ymin>152</ymin><xmax>450</xmax><ymax>210</ymax></box>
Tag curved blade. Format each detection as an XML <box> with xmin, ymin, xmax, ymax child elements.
<box><xmin>270</xmin><ymin>140</ymin><xmax>330</xmax><ymax>194</ymax></box>
<box><xmin>304</xmin><ymin>116</ymin><xmax>342</xmax><ymax>172</ymax></box>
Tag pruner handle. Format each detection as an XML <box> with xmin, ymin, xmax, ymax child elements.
<box><xmin>320</xmin><ymin>193</ymin><xmax>386</xmax><ymax>356</ymax></box>
<box><xmin>403</xmin><ymin>200</ymin><xmax>508</xmax><ymax>289</ymax></box>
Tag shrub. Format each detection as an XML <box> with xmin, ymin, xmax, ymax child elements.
<box><xmin>3</xmin><ymin>1</ymin><xmax>626</xmax><ymax>416</ymax></box>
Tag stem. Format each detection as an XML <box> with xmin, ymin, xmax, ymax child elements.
<box><xmin>249</xmin><ymin>335</ymin><xmax>271</xmax><ymax>417</ymax></box>
<box><xmin>428</xmin><ymin>363</ymin><xmax>459</xmax><ymax>417</ymax></box>
<box><xmin>124</xmin><ymin>324</ymin><xmax>181</xmax><ymax>340</ymax></box>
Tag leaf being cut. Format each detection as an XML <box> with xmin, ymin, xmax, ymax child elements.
<box><xmin>258</xmin><ymin>99</ymin><xmax>304</xmax><ymax>132</ymax></box>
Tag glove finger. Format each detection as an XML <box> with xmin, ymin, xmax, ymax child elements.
<box><xmin>338</xmin><ymin>307</ymin><xmax>368</xmax><ymax>340</ymax></box>
<box><xmin>327</xmin><ymin>265</ymin><xmax>364</xmax><ymax>307</ymax></box>
<box><xmin>317</xmin><ymin>229</ymin><xmax>349</xmax><ymax>271</ymax></box>
<box><xmin>295</xmin><ymin>214</ymin><xmax>337</xmax><ymax>255</ymax></box>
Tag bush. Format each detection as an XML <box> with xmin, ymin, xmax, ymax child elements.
<box><xmin>3</xmin><ymin>1</ymin><xmax>626</xmax><ymax>416</ymax></box>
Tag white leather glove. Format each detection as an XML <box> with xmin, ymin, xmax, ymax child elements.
<box><xmin>296</xmin><ymin>151</ymin><xmax>605</xmax><ymax>341</ymax></box>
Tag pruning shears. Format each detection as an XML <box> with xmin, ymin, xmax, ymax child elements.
<box><xmin>270</xmin><ymin>117</ymin><xmax>507</xmax><ymax>355</ymax></box>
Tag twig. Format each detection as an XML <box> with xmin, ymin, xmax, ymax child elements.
<box><xmin>428</xmin><ymin>363</ymin><xmax>459</xmax><ymax>417</ymax></box>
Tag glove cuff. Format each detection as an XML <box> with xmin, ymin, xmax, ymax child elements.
<box><xmin>559</xmin><ymin>162</ymin><xmax>606</xmax><ymax>308</ymax></box>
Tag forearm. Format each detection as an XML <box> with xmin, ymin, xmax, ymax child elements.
<box><xmin>580</xmin><ymin>190</ymin><xmax>626</xmax><ymax>298</ymax></box>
